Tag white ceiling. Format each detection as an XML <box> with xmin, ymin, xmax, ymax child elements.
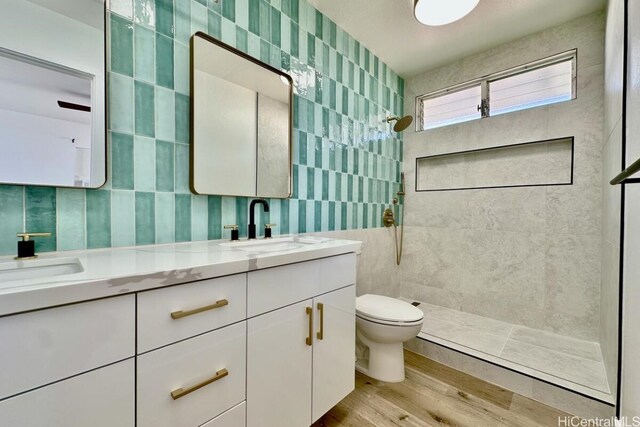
<box><xmin>310</xmin><ymin>0</ymin><xmax>606</xmax><ymax>78</ymax></box>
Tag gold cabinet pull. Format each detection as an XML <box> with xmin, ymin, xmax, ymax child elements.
<box><xmin>170</xmin><ymin>299</ymin><xmax>229</xmax><ymax>320</ymax></box>
<box><xmin>170</xmin><ymin>368</ymin><xmax>229</xmax><ymax>400</ymax></box>
<box><xmin>306</xmin><ymin>306</ymin><xmax>313</xmax><ymax>346</ymax></box>
<box><xmin>316</xmin><ymin>303</ymin><xmax>324</xmax><ymax>340</ymax></box>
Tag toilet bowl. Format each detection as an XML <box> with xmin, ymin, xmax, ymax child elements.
<box><xmin>355</xmin><ymin>294</ymin><xmax>424</xmax><ymax>382</ymax></box>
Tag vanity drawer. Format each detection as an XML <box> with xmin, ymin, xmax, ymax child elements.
<box><xmin>202</xmin><ymin>401</ymin><xmax>246</xmax><ymax>427</ymax></box>
<box><xmin>0</xmin><ymin>295</ymin><xmax>135</xmax><ymax>400</ymax></box>
<box><xmin>247</xmin><ymin>253</ymin><xmax>356</xmax><ymax>317</ymax></box>
<box><xmin>137</xmin><ymin>321</ymin><xmax>246</xmax><ymax>427</ymax></box>
<box><xmin>0</xmin><ymin>359</ymin><xmax>134</xmax><ymax>427</ymax></box>
<box><xmin>137</xmin><ymin>273</ymin><xmax>246</xmax><ymax>353</ymax></box>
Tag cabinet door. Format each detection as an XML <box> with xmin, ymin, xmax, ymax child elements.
<box><xmin>312</xmin><ymin>285</ymin><xmax>356</xmax><ymax>422</ymax></box>
<box><xmin>0</xmin><ymin>359</ymin><xmax>134</xmax><ymax>427</ymax></box>
<box><xmin>247</xmin><ymin>300</ymin><xmax>313</xmax><ymax>427</ymax></box>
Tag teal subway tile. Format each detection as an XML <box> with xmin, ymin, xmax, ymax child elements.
<box><xmin>0</xmin><ymin>186</ymin><xmax>23</xmax><ymax>255</ymax></box>
<box><xmin>175</xmin><ymin>0</ymin><xmax>191</xmax><ymax>44</ymax></box>
<box><xmin>134</xmin><ymin>0</ymin><xmax>155</xmax><ymax>27</ymax></box>
<box><xmin>306</xmin><ymin>32</ymin><xmax>314</xmax><ymax>66</ymax></box>
<box><xmin>280</xmin><ymin>14</ymin><xmax>290</xmax><ymax>53</ymax></box>
<box><xmin>191</xmin><ymin>0</ymin><xmax>208</xmax><ymax>34</ymax></box>
<box><xmin>86</xmin><ymin>189</ymin><xmax>111</xmax><ymax>248</ymax></box>
<box><xmin>290</xmin><ymin>21</ymin><xmax>299</xmax><ymax>57</ymax></box>
<box><xmin>111</xmin><ymin>190</ymin><xmax>136</xmax><ymax>247</ymax></box>
<box><xmin>135</xmin><ymin>80</ymin><xmax>155</xmax><ymax>137</ymax></box>
<box><xmin>156</xmin><ymin>140</ymin><xmax>175</xmax><ymax>192</ymax></box>
<box><xmin>220</xmin><ymin>196</ymin><xmax>236</xmax><ymax>237</ymax></box>
<box><xmin>306</xmin><ymin>168</ymin><xmax>315</xmax><ymax>200</ymax></box>
<box><xmin>134</xmin><ymin>136</ymin><xmax>156</xmax><ymax>191</ymax></box>
<box><xmin>56</xmin><ymin>189</ymin><xmax>86</xmax><ymax>251</ymax></box>
<box><xmin>280</xmin><ymin>199</ymin><xmax>289</xmax><ymax>234</ymax></box>
<box><xmin>289</xmin><ymin>0</ymin><xmax>298</xmax><ymax>22</ymax></box>
<box><xmin>111</xmin><ymin>132</ymin><xmax>134</xmax><ymax>189</ymax></box>
<box><xmin>209</xmin><ymin>0</ymin><xmax>221</xmax><ymax>13</ymax></box>
<box><xmin>248</xmin><ymin>0</ymin><xmax>260</xmax><ymax>35</ymax></box>
<box><xmin>135</xmin><ymin>191</ymin><xmax>155</xmax><ymax>245</ymax></box>
<box><xmin>191</xmin><ymin>195</ymin><xmax>208</xmax><ymax>240</ymax></box>
<box><xmin>208</xmin><ymin>9</ymin><xmax>222</xmax><ymax>39</ymax></box>
<box><xmin>175</xmin><ymin>93</ymin><xmax>190</xmax><ymax>143</ymax></box>
<box><xmin>109</xmin><ymin>73</ymin><xmax>134</xmax><ymax>133</ymax></box>
<box><xmin>155</xmin><ymin>86</ymin><xmax>175</xmax><ymax>141</ymax></box>
<box><xmin>288</xmin><ymin>199</ymin><xmax>298</xmax><ymax>234</ymax></box>
<box><xmin>314</xmin><ymin>201</ymin><xmax>321</xmax><ymax>232</ymax></box>
<box><xmin>305</xmin><ymin>200</ymin><xmax>314</xmax><ymax>233</ymax></box>
<box><xmin>298</xmin><ymin>132</ymin><xmax>307</xmax><ymax>165</ymax></box>
<box><xmin>260</xmin><ymin>39</ymin><xmax>270</xmax><ymax>63</ymax></box>
<box><xmin>297</xmin><ymin>200</ymin><xmax>306</xmax><ymax>233</ymax></box>
<box><xmin>134</xmin><ymin>25</ymin><xmax>155</xmax><ymax>83</ymax></box>
<box><xmin>174</xmin><ymin>42</ymin><xmax>190</xmax><ymax>95</ymax></box>
<box><xmin>175</xmin><ymin>193</ymin><xmax>191</xmax><ymax>242</ymax></box>
<box><xmin>25</xmin><ymin>187</ymin><xmax>56</xmax><ymax>252</ymax></box>
<box><xmin>314</xmin><ymin>136</ymin><xmax>322</xmax><ymax>168</ymax></box>
<box><xmin>259</xmin><ymin>0</ymin><xmax>270</xmax><ymax>40</ymax></box>
<box><xmin>156</xmin><ymin>0</ymin><xmax>174</xmax><ymax>36</ymax></box>
<box><xmin>322</xmin><ymin>170</ymin><xmax>329</xmax><ymax>201</ymax></box>
<box><xmin>340</xmin><ymin>202</ymin><xmax>347</xmax><ymax>230</ymax></box>
<box><xmin>236</xmin><ymin>27</ymin><xmax>248</xmax><ymax>52</ymax></box>
<box><xmin>208</xmin><ymin>195</ymin><xmax>223</xmax><ymax>239</ymax></box>
<box><xmin>110</xmin><ymin>14</ymin><xmax>134</xmax><ymax>76</ymax></box>
<box><xmin>156</xmin><ymin>33</ymin><xmax>174</xmax><ymax>89</ymax></box>
<box><xmin>155</xmin><ymin>192</ymin><xmax>175</xmax><ymax>243</ymax></box>
<box><xmin>175</xmin><ymin>143</ymin><xmax>190</xmax><ymax>193</ymax></box>
<box><xmin>221</xmin><ymin>17</ymin><xmax>236</xmax><ymax>46</ymax></box>
<box><xmin>281</xmin><ymin>0</ymin><xmax>290</xmax><ymax>18</ymax></box>
<box><xmin>222</xmin><ymin>0</ymin><xmax>235</xmax><ymax>22</ymax></box>
<box><xmin>235</xmin><ymin>198</ymin><xmax>248</xmax><ymax>237</ymax></box>
<box><xmin>235</xmin><ymin>0</ymin><xmax>248</xmax><ymax>28</ymax></box>
<box><xmin>271</xmin><ymin>7</ymin><xmax>282</xmax><ymax>47</ymax></box>
<box><xmin>328</xmin><ymin>201</ymin><xmax>335</xmax><ymax>231</ymax></box>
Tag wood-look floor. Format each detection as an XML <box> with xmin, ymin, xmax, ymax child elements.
<box><xmin>312</xmin><ymin>350</ymin><xmax>571</xmax><ymax>427</ymax></box>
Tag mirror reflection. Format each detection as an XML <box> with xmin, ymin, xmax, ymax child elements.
<box><xmin>191</xmin><ymin>32</ymin><xmax>292</xmax><ymax>198</ymax></box>
<box><xmin>0</xmin><ymin>0</ymin><xmax>106</xmax><ymax>188</ymax></box>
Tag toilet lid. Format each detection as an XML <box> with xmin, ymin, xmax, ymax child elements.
<box><xmin>356</xmin><ymin>294</ymin><xmax>424</xmax><ymax>323</ymax></box>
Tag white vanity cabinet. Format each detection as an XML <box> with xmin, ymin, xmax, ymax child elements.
<box><xmin>0</xmin><ymin>296</ymin><xmax>136</xmax><ymax>427</ymax></box>
<box><xmin>246</xmin><ymin>254</ymin><xmax>357</xmax><ymax>427</ymax></box>
<box><xmin>0</xmin><ymin>246</ymin><xmax>359</xmax><ymax>427</ymax></box>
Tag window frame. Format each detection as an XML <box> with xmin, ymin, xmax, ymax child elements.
<box><xmin>415</xmin><ymin>49</ymin><xmax>577</xmax><ymax>131</ymax></box>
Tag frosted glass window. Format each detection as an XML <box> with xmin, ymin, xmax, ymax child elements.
<box><xmin>421</xmin><ymin>85</ymin><xmax>481</xmax><ymax>130</ymax></box>
<box><xmin>490</xmin><ymin>60</ymin><xmax>574</xmax><ymax>116</ymax></box>
<box><xmin>416</xmin><ymin>50</ymin><xmax>576</xmax><ymax>131</ymax></box>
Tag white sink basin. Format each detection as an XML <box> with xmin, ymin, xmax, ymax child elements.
<box><xmin>220</xmin><ymin>236</ymin><xmax>326</xmax><ymax>253</ymax></box>
<box><xmin>0</xmin><ymin>257</ymin><xmax>84</xmax><ymax>282</ymax></box>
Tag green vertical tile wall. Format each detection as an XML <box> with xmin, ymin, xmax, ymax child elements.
<box><xmin>0</xmin><ymin>0</ymin><xmax>403</xmax><ymax>255</ymax></box>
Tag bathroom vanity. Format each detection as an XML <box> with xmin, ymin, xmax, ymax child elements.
<box><xmin>0</xmin><ymin>236</ymin><xmax>361</xmax><ymax>427</ymax></box>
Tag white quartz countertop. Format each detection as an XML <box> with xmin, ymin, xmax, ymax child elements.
<box><xmin>0</xmin><ymin>236</ymin><xmax>362</xmax><ymax>316</ymax></box>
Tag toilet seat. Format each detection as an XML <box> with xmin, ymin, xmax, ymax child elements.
<box><xmin>356</xmin><ymin>294</ymin><xmax>424</xmax><ymax>326</ymax></box>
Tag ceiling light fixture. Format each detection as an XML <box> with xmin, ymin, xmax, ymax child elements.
<box><xmin>414</xmin><ymin>0</ymin><xmax>479</xmax><ymax>26</ymax></box>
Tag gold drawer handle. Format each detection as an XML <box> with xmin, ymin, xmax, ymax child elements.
<box><xmin>317</xmin><ymin>303</ymin><xmax>324</xmax><ymax>340</ymax></box>
<box><xmin>306</xmin><ymin>306</ymin><xmax>313</xmax><ymax>346</ymax></box>
<box><xmin>171</xmin><ymin>368</ymin><xmax>229</xmax><ymax>400</ymax></box>
<box><xmin>170</xmin><ymin>299</ymin><xmax>229</xmax><ymax>320</ymax></box>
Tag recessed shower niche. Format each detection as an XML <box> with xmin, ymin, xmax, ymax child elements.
<box><xmin>415</xmin><ymin>137</ymin><xmax>574</xmax><ymax>192</ymax></box>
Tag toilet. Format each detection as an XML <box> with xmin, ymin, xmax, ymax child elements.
<box><xmin>355</xmin><ymin>294</ymin><xmax>424</xmax><ymax>383</ymax></box>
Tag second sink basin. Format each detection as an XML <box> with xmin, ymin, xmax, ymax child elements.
<box><xmin>220</xmin><ymin>236</ymin><xmax>326</xmax><ymax>253</ymax></box>
<box><xmin>0</xmin><ymin>257</ymin><xmax>84</xmax><ymax>283</ymax></box>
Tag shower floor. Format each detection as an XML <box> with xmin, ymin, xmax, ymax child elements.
<box><xmin>401</xmin><ymin>298</ymin><xmax>614</xmax><ymax>404</ymax></box>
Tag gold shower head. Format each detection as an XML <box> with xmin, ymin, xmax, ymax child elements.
<box><xmin>386</xmin><ymin>115</ymin><xmax>414</xmax><ymax>132</ymax></box>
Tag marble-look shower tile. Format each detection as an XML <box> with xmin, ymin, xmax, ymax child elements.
<box><xmin>427</xmin><ymin>306</ymin><xmax>513</xmax><ymax>336</ymax></box>
<box><xmin>509</xmin><ymin>326</ymin><xmax>602</xmax><ymax>362</ymax></box>
<box><xmin>545</xmin><ymin>185</ymin><xmax>601</xmax><ymax>236</ymax></box>
<box><xmin>400</xmin><ymin>226</ymin><xmax>466</xmax><ymax>291</ymax></box>
<box><xmin>421</xmin><ymin>316</ymin><xmax>510</xmax><ymax>357</ymax></box>
<box><xmin>465</xmin><ymin>187</ymin><xmax>546</xmax><ymax>233</ymax></box>
<box><xmin>500</xmin><ymin>340</ymin><xmax>610</xmax><ymax>393</ymax></box>
<box><xmin>544</xmin><ymin>233</ymin><xmax>601</xmax><ymax>340</ymax></box>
